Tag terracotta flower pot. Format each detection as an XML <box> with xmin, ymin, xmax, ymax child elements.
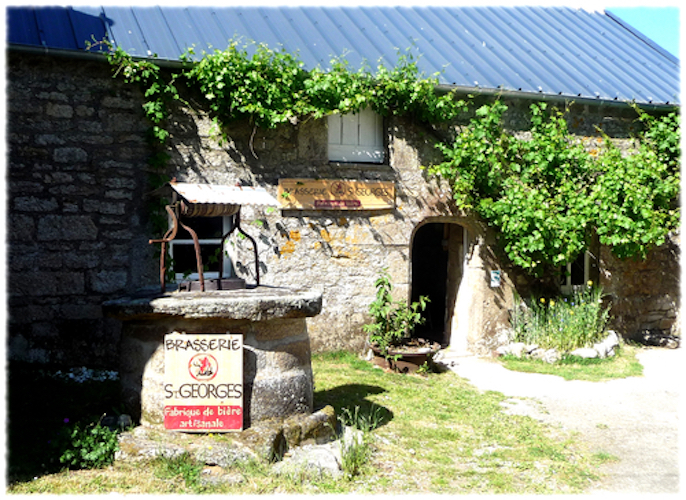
<box><xmin>370</xmin><ymin>339</ymin><xmax>441</xmax><ymax>373</ymax></box>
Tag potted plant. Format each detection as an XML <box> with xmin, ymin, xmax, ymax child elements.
<box><xmin>363</xmin><ymin>270</ymin><xmax>439</xmax><ymax>373</ymax></box>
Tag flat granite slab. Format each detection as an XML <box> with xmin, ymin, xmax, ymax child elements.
<box><xmin>103</xmin><ymin>286</ymin><xmax>323</xmax><ymax>321</ymax></box>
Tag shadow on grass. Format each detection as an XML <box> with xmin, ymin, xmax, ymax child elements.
<box><xmin>314</xmin><ymin>383</ymin><xmax>394</xmax><ymax>429</ymax></box>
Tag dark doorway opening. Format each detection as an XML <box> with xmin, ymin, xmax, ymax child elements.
<box><xmin>411</xmin><ymin>223</ymin><xmax>449</xmax><ymax>345</ymax></box>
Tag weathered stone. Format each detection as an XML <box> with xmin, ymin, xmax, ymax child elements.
<box><xmin>75</xmin><ymin>105</ymin><xmax>95</xmax><ymax>117</ymax></box>
<box><xmin>9</xmin><ymin>271</ymin><xmax>85</xmax><ymax>296</ymax></box>
<box><xmin>63</xmin><ymin>253</ymin><xmax>101</xmax><ymax>269</ymax></box>
<box><xmin>100</xmin><ymin>159</ymin><xmax>135</xmax><ymax>170</ymax></box>
<box><xmin>105</xmin><ymin>288</ymin><xmax>321</xmax><ymax>427</ymax></box>
<box><xmin>102</xmin><ymin>96</ymin><xmax>138</xmax><ymax>109</ymax></box>
<box><xmin>116</xmin><ymin>426</ymin><xmax>189</xmax><ymax>462</ymax></box>
<box><xmin>638</xmin><ymin>330</ymin><xmax>681</xmax><ymax>349</ymax></box>
<box><xmin>570</xmin><ymin>347</ymin><xmax>599</xmax><ymax>359</ymax></box>
<box><xmin>9</xmin><ymin>214</ymin><xmax>36</xmax><ymax>241</ymax></box>
<box><xmin>37</xmin><ymin>215</ymin><xmax>98</xmax><ymax>241</ymax></box>
<box><xmin>46</xmin><ymin>102</ymin><xmax>73</xmax><ymax>118</ymax></box>
<box><xmin>542</xmin><ymin>348</ymin><xmax>561</xmax><ymax>364</ymax></box>
<box><xmin>49</xmin><ymin>184</ymin><xmax>100</xmax><ymax>196</ymax></box>
<box><xmin>292</xmin><ymin>405</ymin><xmax>337</xmax><ymax>446</ymax></box>
<box><xmin>106</xmin><ymin>229</ymin><xmax>134</xmax><ymax>240</ymax></box>
<box><xmin>6</xmin><ymin>50</ymin><xmax>680</xmax><ymax>372</ymax></box>
<box><xmin>116</xmin><ymin>407</ymin><xmax>338</xmax><ymax>475</ymax></box>
<box><xmin>54</xmin><ymin>147</ymin><xmax>87</xmax><ymax>163</ymax></box>
<box><xmin>529</xmin><ymin>348</ymin><xmax>544</xmax><ymax>360</ymax></box>
<box><xmin>13</xmin><ymin>196</ymin><xmax>58</xmax><ymax>212</ymax></box>
<box><xmin>90</xmin><ymin>270</ymin><xmax>129</xmax><ymax>293</ymax></box>
<box><xmin>104</xmin><ymin>288</ymin><xmax>323</xmax><ymax>321</ymax></box>
<box><xmin>199</xmin><ymin>466</ymin><xmax>245</xmax><ymax>487</ymax></box>
<box><xmin>253</xmin><ymin>318</ymin><xmax>308</xmax><ymax>341</ymax></box>
<box><xmin>254</xmin><ymin>340</ymin><xmax>311</xmax><ymax>373</ymax></box>
<box><xmin>105</xmin><ymin>189</ymin><xmax>134</xmax><ymax>200</ymax></box>
<box><xmin>35</xmin><ymin>134</ymin><xmax>66</xmax><ymax>145</ymax></box>
<box><xmin>238</xmin><ymin>425</ymin><xmax>288</xmax><ymax>462</ymax></box>
<box><xmin>593</xmin><ymin>330</ymin><xmax>620</xmax><ymax>358</ymax></box>
<box><xmin>83</xmin><ymin>199</ymin><xmax>127</xmax><ymax>215</ymax></box>
<box><xmin>12</xmin><ymin>181</ymin><xmax>45</xmax><ymax>194</ymax></box>
<box><xmin>37</xmin><ymin>91</ymin><xmax>68</xmax><ymax>102</ymax></box>
<box><xmin>273</xmin><ymin>442</ymin><xmax>343</xmax><ymax>478</ymax></box>
<box><xmin>247</xmin><ymin>369</ymin><xmax>313</xmax><ymax>422</ymax></box>
<box><xmin>524</xmin><ymin>344</ymin><xmax>540</xmax><ymax>355</ymax></box>
<box><xmin>507</xmin><ymin>342</ymin><xmax>527</xmax><ymax>357</ymax></box>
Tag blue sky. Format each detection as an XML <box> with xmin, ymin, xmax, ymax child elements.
<box><xmin>605</xmin><ymin>6</ymin><xmax>680</xmax><ymax>59</ymax></box>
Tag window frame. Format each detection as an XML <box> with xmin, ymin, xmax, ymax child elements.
<box><xmin>560</xmin><ymin>251</ymin><xmax>591</xmax><ymax>295</ymax></box>
<box><xmin>168</xmin><ymin>215</ymin><xmax>233</xmax><ymax>282</ymax></box>
<box><xmin>327</xmin><ymin>107</ymin><xmax>385</xmax><ymax>163</ymax></box>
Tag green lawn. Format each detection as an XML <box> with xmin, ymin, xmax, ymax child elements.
<box><xmin>7</xmin><ymin>351</ymin><xmax>610</xmax><ymax>494</ymax></box>
<box><xmin>498</xmin><ymin>344</ymin><xmax>644</xmax><ymax>381</ymax></box>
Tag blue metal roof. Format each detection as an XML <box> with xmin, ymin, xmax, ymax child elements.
<box><xmin>6</xmin><ymin>5</ymin><xmax>680</xmax><ymax>106</ymax></box>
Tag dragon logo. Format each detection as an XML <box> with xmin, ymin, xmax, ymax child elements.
<box><xmin>330</xmin><ymin>181</ymin><xmax>348</xmax><ymax>196</ymax></box>
<box><xmin>188</xmin><ymin>353</ymin><xmax>218</xmax><ymax>381</ymax></box>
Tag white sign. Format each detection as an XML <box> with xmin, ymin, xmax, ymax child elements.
<box><xmin>490</xmin><ymin>270</ymin><xmax>501</xmax><ymax>288</ymax></box>
<box><xmin>163</xmin><ymin>332</ymin><xmax>243</xmax><ymax>432</ymax></box>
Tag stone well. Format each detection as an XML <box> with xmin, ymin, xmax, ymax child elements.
<box><xmin>104</xmin><ymin>286</ymin><xmax>322</xmax><ymax>428</ymax></box>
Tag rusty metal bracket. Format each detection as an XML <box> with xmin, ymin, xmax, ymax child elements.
<box><xmin>178</xmin><ymin>220</ymin><xmax>205</xmax><ymax>292</ymax></box>
<box><xmin>220</xmin><ymin>208</ymin><xmax>261</xmax><ymax>287</ymax></box>
<box><xmin>149</xmin><ymin>205</ymin><xmax>178</xmax><ymax>293</ymax></box>
<box><xmin>149</xmin><ymin>201</ymin><xmax>261</xmax><ymax>292</ymax></box>
<box><xmin>149</xmin><ymin>204</ymin><xmax>206</xmax><ymax>293</ymax></box>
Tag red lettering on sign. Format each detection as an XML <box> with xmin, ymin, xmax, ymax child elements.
<box><xmin>164</xmin><ymin>405</ymin><xmax>242</xmax><ymax>430</ymax></box>
<box><xmin>314</xmin><ymin>200</ymin><xmax>362</xmax><ymax>208</ymax></box>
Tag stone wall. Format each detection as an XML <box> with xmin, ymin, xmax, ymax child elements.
<box><xmin>6</xmin><ymin>51</ymin><xmax>680</xmax><ymax>368</ymax></box>
<box><xmin>600</xmin><ymin>233</ymin><xmax>681</xmax><ymax>339</ymax></box>
<box><xmin>7</xmin><ymin>52</ymin><xmax>158</xmax><ymax>367</ymax></box>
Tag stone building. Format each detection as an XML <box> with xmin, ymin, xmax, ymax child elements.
<box><xmin>6</xmin><ymin>6</ymin><xmax>680</xmax><ymax>370</ymax></box>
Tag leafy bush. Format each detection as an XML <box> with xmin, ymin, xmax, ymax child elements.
<box><xmin>511</xmin><ymin>283</ymin><xmax>610</xmax><ymax>352</ymax></box>
<box><xmin>52</xmin><ymin>419</ymin><xmax>121</xmax><ymax>470</ymax></box>
<box><xmin>431</xmin><ymin>102</ymin><xmax>680</xmax><ymax>275</ymax></box>
<box><xmin>363</xmin><ymin>269</ymin><xmax>429</xmax><ymax>361</ymax></box>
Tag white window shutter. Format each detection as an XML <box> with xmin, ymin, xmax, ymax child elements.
<box><xmin>328</xmin><ymin>108</ymin><xmax>384</xmax><ymax>163</ymax></box>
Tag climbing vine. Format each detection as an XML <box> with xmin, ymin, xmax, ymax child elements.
<box><xmin>101</xmin><ymin>40</ymin><xmax>680</xmax><ymax>277</ymax></box>
<box><xmin>430</xmin><ymin>101</ymin><xmax>680</xmax><ymax>274</ymax></box>
<box><xmin>104</xmin><ymin>40</ymin><xmax>464</xmax><ymax>143</ymax></box>
<box><xmin>182</xmin><ymin>42</ymin><xmax>464</xmax><ymax>135</ymax></box>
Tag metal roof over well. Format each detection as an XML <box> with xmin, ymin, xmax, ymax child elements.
<box><xmin>6</xmin><ymin>5</ymin><xmax>680</xmax><ymax>106</ymax></box>
<box><xmin>167</xmin><ymin>182</ymin><xmax>280</xmax><ymax>208</ymax></box>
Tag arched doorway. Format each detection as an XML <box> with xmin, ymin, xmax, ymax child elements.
<box><xmin>410</xmin><ymin>222</ymin><xmax>465</xmax><ymax>347</ymax></box>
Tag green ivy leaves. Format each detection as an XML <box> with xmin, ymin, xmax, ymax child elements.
<box><xmin>108</xmin><ymin>40</ymin><xmax>464</xmax><ymax>144</ymax></box>
<box><xmin>182</xmin><ymin>42</ymin><xmax>463</xmax><ymax>132</ymax></box>
<box><xmin>591</xmin><ymin>130</ymin><xmax>680</xmax><ymax>259</ymax></box>
<box><xmin>431</xmin><ymin>102</ymin><xmax>680</xmax><ymax>275</ymax></box>
<box><xmin>184</xmin><ymin>42</ymin><xmax>310</xmax><ymax>129</ymax></box>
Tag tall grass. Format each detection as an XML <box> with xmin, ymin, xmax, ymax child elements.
<box><xmin>512</xmin><ymin>283</ymin><xmax>610</xmax><ymax>352</ymax></box>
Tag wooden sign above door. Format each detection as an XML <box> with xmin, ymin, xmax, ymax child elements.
<box><xmin>278</xmin><ymin>179</ymin><xmax>395</xmax><ymax>210</ymax></box>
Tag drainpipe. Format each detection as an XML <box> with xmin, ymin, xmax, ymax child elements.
<box><xmin>7</xmin><ymin>43</ymin><xmax>191</xmax><ymax>70</ymax></box>
<box><xmin>435</xmin><ymin>84</ymin><xmax>679</xmax><ymax>112</ymax></box>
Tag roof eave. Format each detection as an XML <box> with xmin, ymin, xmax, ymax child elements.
<box><xmin>436</xmin><ymin>84</ymin><xmax>679</xmax><ymax>111</ymax></box>
<box><xmin>9</xmin><ymin>44</ymin><xmax>677</xmax><ymax>111</ymax></box>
